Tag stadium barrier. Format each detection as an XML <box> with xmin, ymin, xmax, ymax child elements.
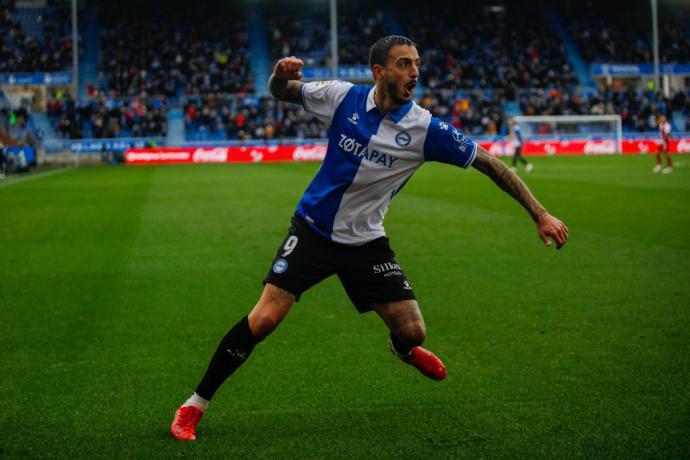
<box><xmin>125</xmin><ymin>137</ymin><xmax>690</xmax><ymax>165</ymax></box>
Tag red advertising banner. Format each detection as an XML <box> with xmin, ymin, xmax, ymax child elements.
<box><xmin>125</xmin><ymin>145</ymin><xmax>327</xmax><ymax>165</ymax></box>
<box><xmin>126</xmin><ymin>137</ymin><xmax>689</xmax><ymax>165</ymax></box>
<box><xmin>478</xmin><ymin>138</ymin><xmax>690</xmax><ymax>156</ymax></box>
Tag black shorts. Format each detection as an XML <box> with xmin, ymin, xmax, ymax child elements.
<box><xmin>264</xmin><ymin>215</ymin><xmax>417</xmax><ymax>313</ymax></box>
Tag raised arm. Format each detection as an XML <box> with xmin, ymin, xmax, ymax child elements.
<box><xmin>471</xmin><ymin>146</ymin><xmax>569</xmax><ymax>249</ymax></box>
<box><xmin>268</xmin><ymin>56</ymin><xmax>305</xmax><ymax>105</ymax></box>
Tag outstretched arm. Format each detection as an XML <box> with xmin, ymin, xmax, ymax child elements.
<box><xmin>268</xmin><ymin>56</ymin><xmax>305</xmax><ymax>104</ymax></box>
<box><xmin>471</xmin><ymin>146</ymin><xmax>569</xmax><ymax>249</ymax></box>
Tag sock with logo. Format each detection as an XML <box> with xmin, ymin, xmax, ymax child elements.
<box><xmin>195</xmin><ymin>316</ymin><xmax>263</xmax><ymax>400</ymax></box>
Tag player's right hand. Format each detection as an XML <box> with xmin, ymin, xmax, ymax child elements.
<box><xmin>273</xmin><ymin>56</ymin><xmax>304</xmax><ymax>81</ymax></box>
<box><xmin>537</xmin><ymin>212</ymin><xmax>569</xmax><ymax>250</ymax></box>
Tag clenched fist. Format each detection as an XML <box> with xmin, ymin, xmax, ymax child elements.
<box><xmin>273</xmin><ymin>56</ymin><xmax>305</xmax><ymax>81</ymax></box>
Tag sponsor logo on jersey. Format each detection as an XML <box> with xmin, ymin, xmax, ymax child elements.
<box><xmin>338</xmin><ymin>134</ymin><xmax>399</xmax><ymax>168</ymax></box>
<box><xmin>348</xmin><ymin>113</ymin><xmax>360</xmax><ymax>125</ymax></box>
<box><xmin>272</xmin><ymin>258</ymin><xmax>289</xmax><ymax>274</ymax></box>
<box><xmin>439</xmin><ymin>121</ymin><xmax>449</xmax><ymax>131</ymax></box>
<box><xmin>452</xmin><ymin>129</ymin><xmax>473</xmax><ymax>153</ymax></box>
<box><xmin>395</xmin><ymin>131</ymin><xmax>411</xmax><ymax>147</ymax></box>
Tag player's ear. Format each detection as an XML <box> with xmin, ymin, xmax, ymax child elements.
<box><xmin>371</xmin><ymin>64</ymin><xmax>384</xmax><ymax>82</ymax></box>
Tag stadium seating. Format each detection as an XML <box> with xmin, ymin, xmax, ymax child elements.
<box><xmin>47</xmin><ymin>90</ymin><xmax>167</xmax><ymax>139</ymax></box>
<box><xmin>183</xmin><ymin>94</ymin><xmax>326</xmax><ymax>141</ymax></box>
<box><xmin>397</xmin><ymin>2</ymin><xmax>578</xmax><ymax>91</ymax></box>
<box><xmin>3</xmin><ymin>0</ymin><xmax>689</xmax><ymax>142</ymax></box>
<box><xmin>563</xmin><ymin>0</ymin><xmax>690</xmax><ymax>64</ymax></box>
<box><xmin>0</xmin><ymin>0</ymin><xmax>72</xmax><ymax>73</ymax></box>
<box><xmin>96</xmin><ymin>2</ymin><xmax>253</xmax><ymax>97</ymax></box>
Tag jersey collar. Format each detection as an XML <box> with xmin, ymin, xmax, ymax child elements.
<box><xmin>366</xmin><ymin>87</ymin><xmax>413</xmax><ymax>124</ymax></box>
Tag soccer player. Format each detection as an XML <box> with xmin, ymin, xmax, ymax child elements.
<box><xmin>654</xmin><ymin>115</ymin><xmax>672</xmax><ymax>174</ymax></box>
<box><xmin>510</xmin><ymin>119</ymin><xmax>532</xmax><ymax>173</ymax></box>
<box><xmin>0</xmin><ymin>142</ymin><xmax>6</xmax><ymax>180</ymax></box>
<box><xmin>170</xmin><ymin>36</ymin><xmax>569</xmax><ymax>441</ymax></box>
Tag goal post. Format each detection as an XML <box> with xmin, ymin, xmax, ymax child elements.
<box><xmin>513</xmin><ymin>115</ymin><xmax>623</xmax><ymax>154</ymax></box>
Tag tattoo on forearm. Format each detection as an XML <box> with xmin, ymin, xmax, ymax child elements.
<box><xmin>472</xmin><ymin>148</ymin><xmax>546</xmax><ymax>221</ymax></box>
<box><xmin>268</xmin><ymin>76</ymin><xmax>303</xmax><ymax>105</ymax></box>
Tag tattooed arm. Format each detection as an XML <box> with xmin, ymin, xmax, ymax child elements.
<box><xmin>268</xmin><ymin>56</ymin><xmax>305</xmax><ymax>104</ymax></box>
<box><xmin>472</xmin><ymin>146</ymin><xmax>569</xmax><ymax>249</ymax></box>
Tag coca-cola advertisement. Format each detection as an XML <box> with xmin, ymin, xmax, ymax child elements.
<box><xmin>125</xmin><ymin>145</ymin><xmax>328</xmax><ymax>165</ymax></box>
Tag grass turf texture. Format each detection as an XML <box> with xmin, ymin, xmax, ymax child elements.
<box><xmin>1</xmin><ymin>155</ymin><xmax>689</xmax><ymax>459</ymax></box>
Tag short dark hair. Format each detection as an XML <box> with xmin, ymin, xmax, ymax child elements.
<box><xmin>368</xmin><ymin>35</ymin><xmax>416</xmax><ymax>69</ymax></box>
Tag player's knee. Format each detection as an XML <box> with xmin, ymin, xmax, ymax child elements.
<box><xmin>395</xmin><ymin>320</ymin><xmax>426</xmax><ymax>348</ymax></box>
<box><xmin>248</xmin><ymin>311</ymin><xmax>281</xmax><ymax>338</ymax></box>
<box><xmin>249</xmin><ymin>285</ymin><xmax>294</xmax><ymax>337</ymax></box>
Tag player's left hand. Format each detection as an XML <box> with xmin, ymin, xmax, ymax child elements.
<box><xmin>536</xmin><ymin>212</ymin><xmax>569</xmax><ymax>249</ymax></box>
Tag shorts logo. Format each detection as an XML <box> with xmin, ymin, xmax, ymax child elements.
<box><xmin>272</xmin><ymin>258</ymin><xmax>289</xmax><ymax>274</ymax></box>
<box><xmin>403</xmin><ymin>280</ymin><xmax>413</xmax><ymax>290</ymax></box>
<box><xmin>396</xmin><ymin>131</ymin><xmax>411</xmax><ymax>147</ymax></box>
<box><xmin>373</xmin><ymin>262</ymin><xmax>402</xmax><ymax>277</ymax></box>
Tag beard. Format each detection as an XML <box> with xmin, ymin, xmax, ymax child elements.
<box><xmin>385</xmin><ymin>81</ymin><xmax>409</xmax><ymax>106</ymax></box>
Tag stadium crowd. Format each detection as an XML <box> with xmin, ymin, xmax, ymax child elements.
<box><xmin>0</xmin><ymin>0</ymin><xmax>72</xmax><ymax>73</ymax></box>
<box><xmin>48</xmin><ymin>90</ymin><xmax>167</xmax><ymax>139</ymax></box>
<box><xmin>520</xmin><ymin>89</ymin><xmax>690</xmax><ymax>132</ymax></box>
<box><xmin>399</xmin><ymin>3</ymin><xmax>578</xmax><ymax>91</ymax></box>
<box><xmin>184</xmin><ymin>94</ymin><xmax>326</xmax><ymax>141</ymax></box>
<box><xmin>96</xmin><ymin>3</ymin><xmax>253</xmax><ymax>97</ymax></box>
<box><xmin>565</xmin><ymin>0</ymin><xmax>690</xmax><ymax>63</ymax></box>
<box><xmin>2</xmin><ymin>0</ymin><xmax>689</xmax><ymax>142</ymax></box>
<box><xmin>267</xmin><ymin>0</ymin><xmax>387</xmax><ymax>67</ymax></box>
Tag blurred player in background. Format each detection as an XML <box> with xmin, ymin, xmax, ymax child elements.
<box><xmin>170</xmin><ymin>36</ymin><xmax>569</xmax><ymax>441</ymax></box>
<box><xmin>0</xmin><ymin>142</ymin><xmax>6</xmax><ymax>180</ymax></box>
<box><xmin>510</xmin><ymin>119</ymin><xmax>532</xmax><ymax>173</ymax></box>
<box><xmin>654</xmin><ymin>115</ymin><xmax>672</xmax><ymax>174</ymax></box>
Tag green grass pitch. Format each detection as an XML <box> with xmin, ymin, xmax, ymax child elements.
<box><xmin>1</xmin><ymin>155</ymin><xmax>689</xmax><ymax>459</ymax></box>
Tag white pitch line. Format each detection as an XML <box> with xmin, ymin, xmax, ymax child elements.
<box><xmin>0</xmin><ymin>167</ymin><xmax>74</xmax><ymax>188</ymax></box>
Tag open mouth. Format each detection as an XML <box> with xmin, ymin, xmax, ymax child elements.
<box><xmin>404</xmin><ymin>82</ymin><xmax>416</xmax><ymax>97</ymax></box>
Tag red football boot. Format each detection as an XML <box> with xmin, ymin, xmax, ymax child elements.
<box><xmin>170</xmin><ymin>405</ymin><xmax>204</xmax><ymax>441</ymax></box>
<box><xmin>391</xmin><ymin>341</ymin><xmax>447</xmax><ymax>381</ymax></box>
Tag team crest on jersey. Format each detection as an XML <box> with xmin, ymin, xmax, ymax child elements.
<box><xmin>395</xmin><ymin>131</ymin><xmax>411</xmax><ymax>147</ymax></box>
<box><xmin>272</xmin><ymin>258</ymin><xmax>288</xmax><ymax>274</ymax></box>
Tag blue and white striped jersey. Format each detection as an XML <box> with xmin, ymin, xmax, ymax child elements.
<box><xmin>296</xmin><ymin>80</ymin><xmax>477</xmax><ymax>245</ymax></box>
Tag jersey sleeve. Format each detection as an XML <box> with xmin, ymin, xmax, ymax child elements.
<box><xmin>301</xmin><ymin>80</ymin><xmax>353</xmax><ymax>125</ymax></box>
<box><xmin>423</xmin><ymin>117</ymin><xmax>478</xmax><ymax>168</ymax></box>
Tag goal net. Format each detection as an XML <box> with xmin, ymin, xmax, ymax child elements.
<box><xmin>512</xmin><ymin>115</ymin><xmax>623</xmax><ymax>154</ymax></box>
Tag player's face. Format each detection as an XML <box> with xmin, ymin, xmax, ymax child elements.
<box><xmin>381</xmin><ymin>45</ymin><xmax>420</xmax><ymax>106</ymax></box>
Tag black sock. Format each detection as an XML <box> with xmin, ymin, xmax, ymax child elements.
<box><xmin>390</xmin><ymin>332</ymin><xmax>412</xmax><ymax>355</ymax></box>
<box><xmin>195</xmin><ymin>316</ymin><xmax>263</xmax><ymax>400</ymax></box>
